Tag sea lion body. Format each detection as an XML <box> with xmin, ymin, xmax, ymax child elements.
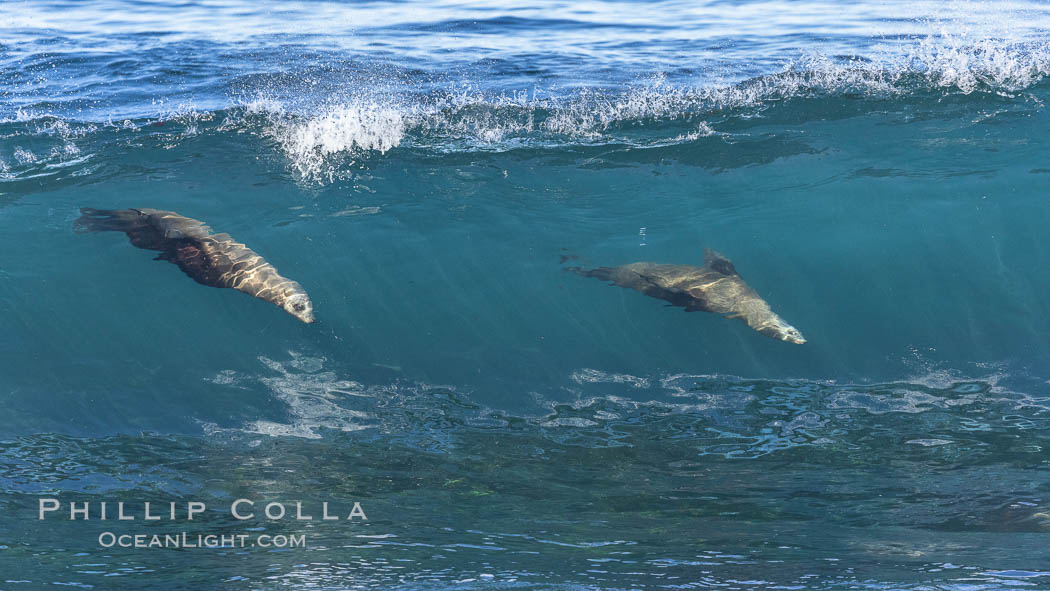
<box><xmin>569</xmin><ymin>249</ymin><xmax>804</xmax><ymax>344</ymax></box>
<box><xmin>75</xmin><ymin>208</ymin><xmax>314</xmax><ymax>323</ymax></box>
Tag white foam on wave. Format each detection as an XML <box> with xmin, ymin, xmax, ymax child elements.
<box><xmin>906</xmin><ymin>438</ymin><xmax>955</xmax><ymax>446</ymax></box>
<box><xmin>906</xmin><ymin>32</ymin><xmax>1050</xmax><ymax>94</ymax></box>
<box><xmin>203</xmin><ymin>351</ymin><xmax>1046</xmax><ymax>462</ymax></box>
<box><xmin>208</xmin><ymin>352</ymin><xmax>378</xmax><ymax>439</ymax></box>
<box><xmin>12</xmin><ymin>148</ymin><xmax>36</xmax><ymax>164</ymax></box>
<box><xmin>208</xmin><ymin>352</ymin><xmax>485</xmax><ymax>442</ymax></box>
<box><xmin>545</xmin><ymin>364</ymin><xmax>1032</xmax><ymax>456</ymax></box>
<box><xmin>571</xmin><ymin>368</ymin><xmax>650</xmax><ymax>389</ymax></box>
<box><xmin>263</xmin><ymin>101</ymin><xmax>407</xmax><ymax>183</ymax></box>
<box><xmin>235</xmin><ymin>30</ymin><xmax>1050</xmax><ymax>184</ymax></box>
<box><xmin>0</xmin><ymin>113</ymin><xmax>100</xmax><ymax>183</ymax></box>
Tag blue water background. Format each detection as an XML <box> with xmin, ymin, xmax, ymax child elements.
<box><xmin>4</xmin><ymin>0</ymin><xmax>1050</xmax><ymax>588</ymax></box>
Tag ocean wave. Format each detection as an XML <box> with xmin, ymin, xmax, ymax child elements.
<box><xmin>4</xmin><ymin>34</ymin><xmax>1050</xmax><ymax>185</ymax></box>
<box><xmin>176</xmin><ymin>32</ymin><xmax>1050</xmax><ymax>182</ymax></box>
<box><xmin>202</xmin><ymin>352</ymin><xmax>1038</xmax><ymax>460</ymax></box>
<box><xmin>238</xmin><ymin>54</ymin><xmax>1050</xmax><ymax>182</ymax></box>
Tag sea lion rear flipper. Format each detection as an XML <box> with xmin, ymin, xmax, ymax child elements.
<box><xmin>566</xmin><ymin>266</ymin><xmax>614</xmax><ymax>282</ymax></box>
<box><xmin>75</xmin><ymin>207</ymin><xmax>173</xmax><ymax>251</ymax></box>
<box><xmin>74</xmin><ymin>208</ymin><xmax>137</xmax><ymax>233</ymax></box>
<box><xmin>703</xmin><ymin>248</ymin><xmax>738</xmax><ymax>276</ymax></box>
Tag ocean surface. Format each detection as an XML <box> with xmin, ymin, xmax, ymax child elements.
<box><xmin>5</xmin><ymin>0</ymin><xmax>1050</xmax><ymax>588</ymax></box>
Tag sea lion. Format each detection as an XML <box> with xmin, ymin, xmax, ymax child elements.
<box><xmin>75</xmin><ymin>208</ymin><xmax>315</xmax><ymax>323</ymax></box>
<box><xmin>566</xmin><ymin>249</ymin><xmax>804</xmax><ymax>344</ymax></box>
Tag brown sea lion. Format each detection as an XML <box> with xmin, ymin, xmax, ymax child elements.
<box><xmin>567</xmin><ymin>249</ymin><xmax>804</xmax><ymax>344</ymax></box>
<box><xmin>75</xmin><ymin>208</ymin><xmax>314</xmax><ymax>323</ymax></box>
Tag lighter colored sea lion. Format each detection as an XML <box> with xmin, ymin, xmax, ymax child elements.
<box><xmin>75</xmin><ymin>208</ymin><xmax>315</xmax><ymax>323</ymax></box>
<box><xmin>567</xmin><ymin>249</ymin><xmax>804</xmax><ymax>344</ymax></box>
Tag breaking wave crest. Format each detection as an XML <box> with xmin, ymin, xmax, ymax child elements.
<box><xmin>4</xmin><ymin>34</ymin><xmax>1050</xmax><ymax>185</ymax></box>
<box><xmin>249</xmin><ymin>35</ymin><xmax>1050</xmax><ymax>181</ymax></box>
<box><xmin>256</xmin><ymin>102</ymin><xmax>407</xmax><ymax>182</ymax></box>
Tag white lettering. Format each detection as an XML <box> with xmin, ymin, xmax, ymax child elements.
<box><xmin>322</xmin><ymin>502</ymin><xmax>338</xmax><ymax>520</ymax></box>
<box><xmin>231</xmin><ymin>499</ymin><xmax>254</xmax><ymax>520</ymax></box>
<box><xmin>38</xmin><ymin>498</ymin><xmax>59</xmax><ymax>520</ymax></box>
<box><xmin>348</xmin><ymin>502</ymin><xmax>367</xmax><ymax>520</ymax></box>
<box><xmin>264</xmin><ymin>502</ymin><xmax>285</xmax><ymax>520</ymax></box>
<box><xmin>187</xmin><ymin>501</ymin><xmax>205</xmax><ymax>520</ymax></box>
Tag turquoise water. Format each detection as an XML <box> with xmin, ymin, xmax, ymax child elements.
<box><xmin>5</xmin><ymin>1</ymin><xmax>1050</xmax><ymax>588</ymax></box>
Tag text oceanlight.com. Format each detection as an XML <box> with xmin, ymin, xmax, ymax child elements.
<box><xmin>98</xmin><ymin>532</ymin><xmax>307</xmax><ymax>549</ymax></box>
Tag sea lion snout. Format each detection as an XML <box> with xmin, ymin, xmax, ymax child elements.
<box><xmin>759</xmin><ymin>321</ymin><xmax>806</xmax><ymax>344</ymax></box>
<box><xmin>781</xmin><ymin>327</ymin><xmax>806</xmax><ymax>345</ymax></box>
<box><xmin>283</xmin><ymin>293</ymin><xmax>315</xmax><ymax>324</ymax></box>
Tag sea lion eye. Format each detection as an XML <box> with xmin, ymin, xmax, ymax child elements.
<box><xmin>293</xmin><ymin>303</ymin><xmax>305</xmax><ymax>312</ymax></box>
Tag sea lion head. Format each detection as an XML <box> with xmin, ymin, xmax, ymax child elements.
<box><xmin>758</xmin><ymin>316</ymin><xmax>806</xmax><ymax>344</ymax></box>
<box><xmin>282</xmin><ymin>292</ymin><xmax>315</xmax><ymax>324</ymax></box>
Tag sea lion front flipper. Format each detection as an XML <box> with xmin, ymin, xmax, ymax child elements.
<box><xmin>75</xmin><ymin>207</ymin><xmax>173</xmax><ymax>251</ymax></box>
<box><xmin>684</xmin><ymin>300</ymin><xmax>713</xmax><ymax>313</ymax></box>
<box><xmin>150</xmin><ymin>238</ymin><xmax>221</xmax><ymax>287</ymax></box>
<box><xmin>703</xmin><ymin>248</ymin><xmax>738</xmax><ymax>276</ymax></box>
